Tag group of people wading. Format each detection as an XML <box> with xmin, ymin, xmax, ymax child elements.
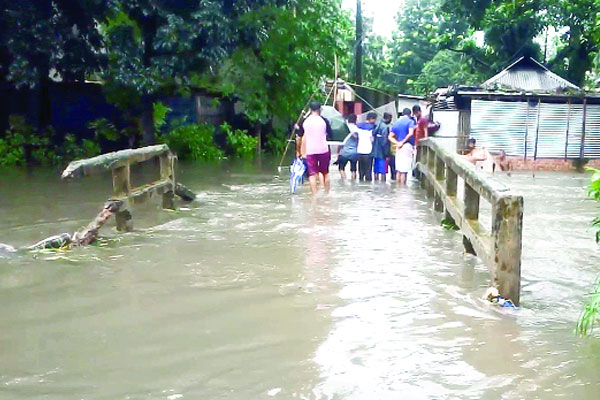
<box><xmin>295</xmin><ymin>101</ymin><xmax>429</xmax><ymax>194</ymax></box>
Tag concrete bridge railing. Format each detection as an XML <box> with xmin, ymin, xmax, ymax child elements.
<box><xmin>61</xmin><ymin>144</ymin><xmax>177</xmax><ymax>232</ymax></box>
<box><xmin>415</xmin><ymin>138</ymin><xmax>524</xmax><ymax>305</ymax></box>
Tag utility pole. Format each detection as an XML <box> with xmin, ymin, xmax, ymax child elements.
<box><xmin>543</xmin><ymin>27</ymin><xmax>549</xmax><ymax>63</ymax></box>
<box><xmin>355</xmin><ymin>0</ymin><xmax>363</xmax><ymax>85</ymax></box>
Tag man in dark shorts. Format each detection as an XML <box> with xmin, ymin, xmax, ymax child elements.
<box><xmin>338</xmin><ymin>114</ymin><xmax>359</xmax><ymax>180</ymax></box>
<box><xmin>356</xmin><ymin>112</ymin><xmax>377</xmax><ymax>181</ymax></box>
<box><xmin>296</xmin><ymin>101</ymin><xmax>332</xmax><ymax>194</ymax></box>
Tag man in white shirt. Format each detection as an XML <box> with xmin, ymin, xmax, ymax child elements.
<box><xmin>352</xmin><ymin>113</ymin><xmax>375</xmax><ymax>181</ymax></box>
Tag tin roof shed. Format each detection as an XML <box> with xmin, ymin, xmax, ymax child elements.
<box><xmin>481</xmin><ymin>57</ymin><xmax>580</xmax><ymax>92</ymax></box>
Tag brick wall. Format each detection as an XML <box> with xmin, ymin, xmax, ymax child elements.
<box><xmin>506</xmin><ymin>157</ymin><xmax>600</xmax><ymax>171</ymax></box>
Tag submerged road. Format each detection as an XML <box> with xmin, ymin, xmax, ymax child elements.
<box><xmin>1</xmin><ymin>163</ymin><xmax>600</xmax><ymax>399</ymax></box>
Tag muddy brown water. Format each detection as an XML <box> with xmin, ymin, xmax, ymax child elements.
<box><xmin>1</xmin><ymin>161</ymin><xmax>599</xmax><ymax>399</ymax></box>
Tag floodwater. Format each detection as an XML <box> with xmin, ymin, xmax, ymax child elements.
<box><xmin>1</xmin><ymin>161</ymin><xmax>600</xmax><ymax>399</ymax></box>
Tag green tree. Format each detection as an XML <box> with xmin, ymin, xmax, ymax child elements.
<box><xmin>1</xmin><ymin>0</ymin><xmax>107</xmax><ymax>127</ymax></box>
<box><xmin>546</xmin><ymin>0</ymin><xmax>600</xmax><ymax>87</ymax></box>
<box><xmin>101</xmin><ymin>0</ymin><xmax>295</xmax><ymax>145</ymax></box>
<box><xmin>346</xmin><ymin>15</ymin><xmax>396</xmax><ymax>91</ymax></box>
<box><xmin>413</xmin><ymin>50</ymin><xmax>486</xmax><ymax>94</ymax></box>
<box><xmin>388</xmin><ymin>0</ymin><xmax>440</xmax><ymax>93</ymax></box>
<box><xmin>480</xmin><ymin>0</ymin><xmax>544</xmax><ymax>65</ymax></box>
<box><xmin>196</xmin><ymin>0</ymin><xmax>353</xmax><ymax>138</ymax></box>
<box><xmin>439</xmin><ymin>0</ymin><xmax>600</xmax><ymax>87</ymax></box>
<box><xmin>100</xmin><ymin>0</ymin><xmax>232</xmax><ymax>144</ymax></box>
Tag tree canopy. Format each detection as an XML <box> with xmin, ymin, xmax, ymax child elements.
<box><xmin>1</xmin><ymin>0</ymin><xmax>600</xmax><ymax>155</ymax></box>
<box><xmin>357</xmin><ymin>0</ymin><xmax>600</xmax><ymax>95</ymax></box>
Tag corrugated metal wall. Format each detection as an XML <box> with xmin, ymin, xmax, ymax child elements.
<box><xmin>566</xmin><ymin>104</ymin><xmax>584</xmax><ymax>158</ymax></box>
<box><xmin>470</xmin><ymin>99</ymin><xmax>600</xmax><ymax>158</ymax></box>
<box><xmin>585</xmin><ymin>105</ymin><xmax>600</xmax><ymax>157</ymax></box>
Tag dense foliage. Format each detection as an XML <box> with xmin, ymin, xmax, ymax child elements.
<box><xmin>221</xmin><ymin>123</ymin><xmax>258</xmax><ymax>159</ymax></box>
<box><xmin>0</xmin><ymin>115</ymin><xmax>100</xmax><ymax>167</ymax></box>
<box><xmin>197</xmin><ymin>0</ymin><xmax>352</xmax><ymax>124</ymax></box>
<box><xmin>159</xmin><ymin>123</ymin><xmax>223</xmax><ymax>161</ymax></box>
<box><xmin>577</xmin><ymin>167</ymin><xmax>600</xmax><ymax>336</ymax></box>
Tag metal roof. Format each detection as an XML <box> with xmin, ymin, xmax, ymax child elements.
<box><xmin>481</xmin><ymin>57</ymin><xmax>580</xmax><ymax>92</ymax></box>
<box><xmin>397</xmin><ymin>93</ymin><xmax>425</xmax><ymax>100</ymax></box>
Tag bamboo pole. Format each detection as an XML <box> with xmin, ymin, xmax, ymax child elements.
<box><xmin>333</xmin><ymin>54</ymin><xmax>338</xmax><ymax>109</ymax></box>
<box><xmin>276</xmin><ymin>87</ymin><xmax>320</xmax><ymax>171</ymax></box>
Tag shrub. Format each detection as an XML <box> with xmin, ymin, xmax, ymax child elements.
<box><xmin>0</xmin><ymin>115</ymin><xmax>56</xmax><ymax>166</ymax></box>
<box><xmin>160</xmin><ymin>123</ymin><xmax>223</xmax><ymax>161</ymax></box>
<box><xmin>577</xmin><ymin>167</ymin><xmax>600</xmax><ymax>336</ymax></box>
<box><xmin>577</xmin><ymin>278</ymin><xmax>600</xmax><ymax>336</ymax></box>
<box><xmin>0</xmin><ymin>115</ymin><xmax>105</xmax><ymax>168</ymax></box>
<box><xmin>61</xmin><ymin>134</ymin><xmax>101</xmax><ymax>161</ymax></box>
<box><xmin>221</xmin><ymin>122</ymin><xmax>258</xmax><ymax>159</ymax></box>
<box><xmin>153</xmin><ymin>101</ymin><xmax>172</xmax><ymax>131</ymax></box>
<box><xmin>88</xmin><ymin>118</ymin><xmax>121</xmax><ymax>141</ymax></box>
<box><xmin>265</xmin><ymin>128</ymin><xmax>289</xmax><ymax>156</ymax></box>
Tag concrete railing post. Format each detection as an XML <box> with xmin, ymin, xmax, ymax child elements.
<box><xmin>415</xmin><ymin>145</ymin><xmax>422</xmax><ymax>180</ymax></box>
<box><xmin>112</xmin><ymin>164</ymin><xmax>130</xmax><ymax>196</ymax></box>
<box><xmin>464</xmin><ymin>183</ymin><xmax>480</xmax><ymax>220</ymax></box>
<box><xmin>425</xmin><ymin>147</ymin><xmax>435</xmax><ymax>198</ymax></box>
<box><xmin>463</xmin><ymin>183</ymin><xmax>480</xmax><ymax>255</ymax></box>
<box><xmin>492</xmin><ymin>195</ymin><xmax>523</xmax><ymax>305</ymax></box>
<box><xmin>420</xmin><ymin>146</ymin><xmax>428</xmax><ymax>190</ymax></box>
<box><xmin>446</xmin><ymin>166</ymin><xmax>457</xmax><ymax>197</ymax></box>
<box><xmin>112</xmin><ymin>164</ymin><xmax>133</xmax><ymax>232</ymax></box>
<box><xmin>445</xmin><ymin>166</ymin><xmax>458</xmax><ymax>224</ymax></box>
<box><xmin>160</xmin><ymin>153</ymin><xmax>176</xmax><ymax>210</ymax></box>
<box><xmin>427</xmin><ymin>146</ymin><xmax>435</xmax><ymax>170</ymax></box>
<box><xmin>434</xmin><ymin>156</ymin><xmax>445</xmax><ymax>212</ymax></box>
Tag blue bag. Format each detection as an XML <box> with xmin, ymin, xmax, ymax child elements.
<box><xmin>290</xmin><ymin>157</ymin><xmax>306</xmax><ymax>194</ymax></box>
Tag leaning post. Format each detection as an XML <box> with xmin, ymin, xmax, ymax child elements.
<box><xmin>492</xmin><ymin>194</ymin><xmax>523</xmax><ymax>305</ymax></box>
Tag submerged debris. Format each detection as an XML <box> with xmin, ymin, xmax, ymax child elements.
<box><xmin>441</xmin><ymin>217</ymin><xmax>459</xmax><ymax>231</ymax></box>
<box><xmin>485</xmin><ymin>287</ymin><xmax>517</xmax><ymax>308</ymax></box>
<box><xmin>175</xmin><ymin>183</ymin><xmax>197</xmax><ymax>202</ymax></box>
<box><xmin>0</xmin><ymin>243</ymin><xmax>16</xmax><ymax>254</ymax></box>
